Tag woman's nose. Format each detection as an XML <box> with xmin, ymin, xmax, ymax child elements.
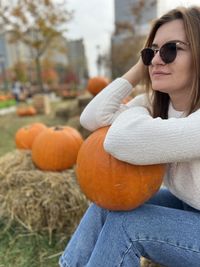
<box><xmin>151</xmin><ymin>50</ymin><xmax>165</xmax><ymax>65</ymax></box>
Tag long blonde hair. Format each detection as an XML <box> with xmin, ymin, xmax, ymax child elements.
<box><xmin>143</xmin><ymin>6</ymin><xmax>200</xmax><ymax>118</ymax></box>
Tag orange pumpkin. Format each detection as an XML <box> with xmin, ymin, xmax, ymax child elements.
<box><xmin>16</xmin><ymin>106</ymin><xmax>37</xmax><ymax>116</ymax></box>
<box><xmin>87</xmin><ymin>76</ymin><xmax>109</xmax><ymax>95</ymax></box>
<box><xmin>15</xmin><ymin>122</ymin><xmax>47</xmax><ymax>150</ymax></box>
<box><xmin>76</xmin><ymin>127</ymin><xmax>165</xmax><ymax>211</ymax></box>
<box><xmin>32</xmin><ymin>126</ymin><xmax>83</xmax><ymax>171</ymax></box>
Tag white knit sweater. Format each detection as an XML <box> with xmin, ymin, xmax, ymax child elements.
<box><xmin>80</xmin><ymin>78</ymin><xmax>200</xmax><ymax>210</ymax></box>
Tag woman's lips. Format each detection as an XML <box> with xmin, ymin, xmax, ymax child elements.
<box><xmin>152</xmin><ymin>71</ymin><xmax>171</xmax><ymax>76</ymax></box>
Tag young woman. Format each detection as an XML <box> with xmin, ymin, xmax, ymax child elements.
<box><xmin>59</xmin><ymin>6</ymin><xmax>200</xmax><ymax>267</ymax></box>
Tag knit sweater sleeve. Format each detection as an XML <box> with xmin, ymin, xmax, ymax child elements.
<box><xmin>104</xmin><ymin>106</ymin><xmax>200</xmax><ymax>165</ymax></box>
<box><xmin>80</xmin><ymin>78</ymin><xmax>146</xmax><ymax>131</ymax></box>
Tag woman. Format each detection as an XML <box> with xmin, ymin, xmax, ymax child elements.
<box><xmin>59</xmin><ymin>6</ymin><xmax>200</xmax><ymax>267</ymax></box>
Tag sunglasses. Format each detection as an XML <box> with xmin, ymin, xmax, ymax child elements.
<box><xmin>140</xmin><ymin>41</ymin><xmax>189</xmax><ymax>66</ymax></box>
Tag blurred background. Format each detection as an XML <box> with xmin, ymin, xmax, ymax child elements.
<box><xmin>0</xmin><ymin>0</ymin><xmax>199</xmax><ymax>99</ymax></box>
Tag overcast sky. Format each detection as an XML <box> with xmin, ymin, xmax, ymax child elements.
<box><xmin>66</xmin><ymin>0</ymin><xmax>200</xmax><ymax>77</ymax></box>
<box><xmin>66</xmin><ymin>0</ymin><xmax>114</xmax><ymax>77</ymax></box>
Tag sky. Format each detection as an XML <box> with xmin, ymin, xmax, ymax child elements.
<box><xmin>66</xmin><ymin>0</ymin><xmax>200</xmax><ymax>77</ymax></box>
<box><xmin>66</xmin><ymin>0</ymin><xmax>115</xmax><ymax>77</ymax></box>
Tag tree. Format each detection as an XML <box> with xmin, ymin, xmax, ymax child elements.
<box><xmin>12</xmin><ymin>61</ymin><xmax>29</xmax><ymax>82</ymax></box>
<box><xmin>0</xmin><ymin>0</ymin><xmax>72</xmax><ymax>91</ymax></box>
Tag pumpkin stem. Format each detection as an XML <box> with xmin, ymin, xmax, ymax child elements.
<box><xmin>54</xmin><ymin>126</ymin><xmax>63</xmax><ymax>131</ymax></box>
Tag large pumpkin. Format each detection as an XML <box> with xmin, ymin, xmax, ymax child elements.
<box><xmin>15</xmin><ymin>122</ymin><xmax>47</xmax><ymax>150</ymax></box>
<box><xmin>87</xmin><ymin>76</ymin><xmax>109</xmax><ymax>95</ymax></box>
<box><xmin>76</xmin><ymin>127</ymin><xmax>165</xmax><ymax>211</ymax></box>
<box><xmin>32</xmin><ymin>126</ymin><xmax>83</xmax><ymax>171</ymax></box>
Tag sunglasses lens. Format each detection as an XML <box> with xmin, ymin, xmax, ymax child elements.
<box><xmin>160</xmin><ymin>42</ymin><xmax>177</xmax><ymax>63</ymax></box>
<box><xmin>141</xmin><ymin>48</ymin><xmax>154</xmax><ymax>66</ymax></box>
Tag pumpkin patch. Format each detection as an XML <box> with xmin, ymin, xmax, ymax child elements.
<box><xmin>76</xmin><ymin>126</ymin><xmax>165</xmax><ymax>211</ymax></box>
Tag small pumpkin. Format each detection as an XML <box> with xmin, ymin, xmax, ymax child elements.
<box><xmin>15</xmin><ymin>122</ymin><xmax>47</xmax><ymax>150</ymax></box>
<box><xmin>16</xmin><ymin>106</ymin><xmax>37</xmax><ymax>116</ymax></box>
<box><xmin>32</xmin><ymin>126</ymin><xmax>83</xmax><ymax>171</ymax></box>
<box><xmin>87</xmin><ymin>76</ymin><xmax>109</xmax><ymax>95</ymax></box>
<box><xmin>76</xmin><ymin>127</ymin><xmax>165</xmax><ymax>211</ymax></box>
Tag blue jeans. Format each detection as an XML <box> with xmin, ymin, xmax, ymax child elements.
<box><xmin>59</xmin><ymin>188</ymin><xmax>200</xmax><ymax>267</ymax></box>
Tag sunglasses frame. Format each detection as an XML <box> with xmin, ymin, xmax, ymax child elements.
<box><xmin>140</xmin><ymin>41</ymin><xmax>190</xmax><ymax>66</ymax></box>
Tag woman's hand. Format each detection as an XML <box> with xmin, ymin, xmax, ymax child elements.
<box><xmin>122</xmin><ymin>58</ymin><xmax>145</xmax><ymax>87</ymax></box>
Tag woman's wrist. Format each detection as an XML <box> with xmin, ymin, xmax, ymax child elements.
<box><xmin>122</xmin><ymin>59</ymin><xmax>144</xmax><ymax>87</ymax></box>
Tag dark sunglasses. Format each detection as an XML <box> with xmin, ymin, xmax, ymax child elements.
<box><xmin>140</xmin><ymin>41</ymin><xmax>189</xmax><ymax>66</ymax></box>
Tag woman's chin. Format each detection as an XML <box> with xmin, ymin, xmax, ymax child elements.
<box><xmin>151</xmin><ymin>85</ymin><xmax>168</xmax><ymax>93</ymax></box>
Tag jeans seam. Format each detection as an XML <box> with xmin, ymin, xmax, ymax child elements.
<box><xmin>119</xmin><ymin>241</ymin><xmax>136</xmax><ymax>267</ymax></box>
<box><xmin>119</xmin><ymin>237</ymin><xmax>200</xmax><ymax>267</ymax></box>
<box><xmin>130</xmin><ymin>238</ymin><xmax>200</xmax><ymax>254</ymax></box>
<box><xmin>121</xmin><ymin>216</ymin><xmax>200</xmax><ymax>254</ymax></box>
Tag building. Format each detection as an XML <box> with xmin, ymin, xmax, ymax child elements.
<box><xmin>0</xmin><ymin>32</ymin><xmax>30</xmax><ymax>70</ymax></box>
<box><xmin>67</xmin><ymin>39</ymin><xmax>89</xmax><ymax>87</ymax></box>
<box><xmin>0</xmin><ymin>32</ymin><xmax>32</xmax><ymax>89</ymax></box>
<box><xmin>114</xmin><ymin>0</ymin><xmax>157</xmax><ymax>35</ymax></box>
<box><xmin>111</xmin><ymin>0</ymin><xmax>157</xmax><ymax>78</ymax></box>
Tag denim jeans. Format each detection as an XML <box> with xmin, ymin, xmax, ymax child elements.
<box><xmin>59</xmin><ymin>188</ymin><xmax>200</xmax><ymax>267</ymax></box>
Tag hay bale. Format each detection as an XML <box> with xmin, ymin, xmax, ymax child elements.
<box><xmin>32</xmin><ymin>94</ymin><xmax>51</xmax><ymax>114</ymax></box>
<box><xmin>0</xmin><ymin>149</ymin><xmax>34</xmax><ymax>174</ymax></box>
<box><xmin>55</xmin><ymin>99</ymin><xmax>80</xmax><ymax>119</ymax></box>
<box><xmin>0</xmin><ymin>150</ymin><xmax>88</xmax><ymax>241</ymax></box>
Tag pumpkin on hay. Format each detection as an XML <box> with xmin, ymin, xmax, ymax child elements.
<box><xmin>76</xmin><ymin>126</ymin><xmax>165</xmax><ymax>211</ymax></box>
<box><xmin>32</xmin><ymin>126</ymin><xmax>83</xmax><ymax>171</ymax></box>
<box><xmin>15</xmin><ymin>122</ymin><xmax>47</xmax><ymax>150</ymax></box>
<box><xmin>87</xmin><ymin>76</ymin><xmax>109</xmax><ymax>95</ymax></box>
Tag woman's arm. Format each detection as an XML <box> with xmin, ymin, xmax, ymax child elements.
<box><xmin>104</xmin><ymin>106</ymin><xmax>200</xmax><ymax>165</ymax></box>
<box><xmin>80</xmin><ymin>78</ymin><xmax>132</xmax><ymax>131</ymax></box>
<box><xmin>80</xmin><ymin>60</ymin><xmax>144</xmax><ymax>132</ymax></box>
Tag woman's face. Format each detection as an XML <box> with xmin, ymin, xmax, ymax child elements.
<box><xmin>149</xmin><ymin>19</ymin><xmax>194</xmax><ymax>110</ymax></box>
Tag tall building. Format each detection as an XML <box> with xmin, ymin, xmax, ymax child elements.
<box><xmin>0</xmin><ymin>32</ymin><xmax>31</xmax><ymax>69</ymax></box>
<box><xmin>111</xmin><ymin>0</ymin><xmax>157</xmax><ymax>78</ymax></box>
<box><xmin>114</xmin><ymin>0</ymin><xmax>157</xmax><ymax>35</ymax></box>
<box><xmin>0</xmin><ymin>32</ymin><xmax>31</xmax><ymax>89</ymax></box>
<box><xmin>67</xmin><ymin>39</ymin><xmax>89</xmax><ymax>87</ymax></box>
